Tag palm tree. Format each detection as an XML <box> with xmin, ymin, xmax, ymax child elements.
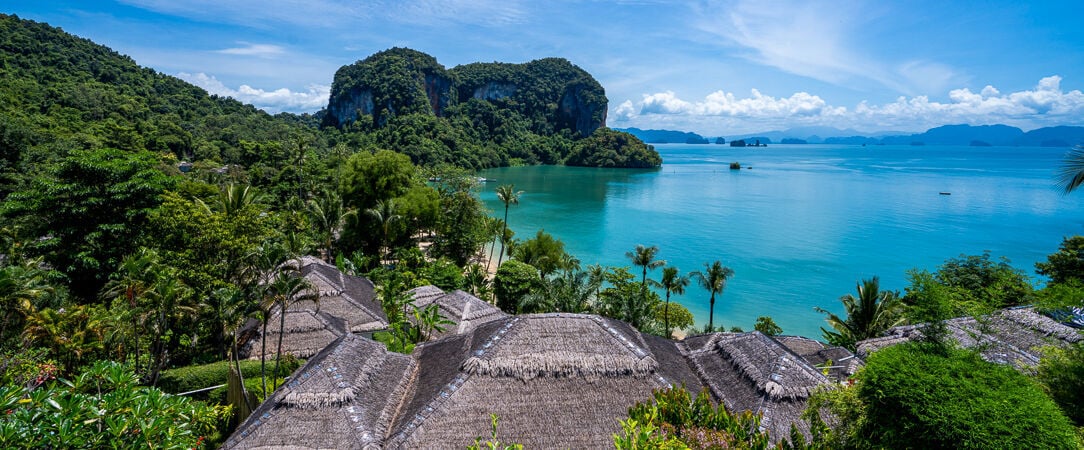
<box><xmin>366</xmin><ymin>199</ymin><xmax>402</xmax><ymax>263</ymax></box>
<box><xmin>0</xmin><ymin>257</ymin><xmax>53</xmax><ymax>345</ymax></box>
<box><xmin>586</xmin><ymin>264</ymin><xmax>607</xmax><ymax>303</ymax></box>
<box><xmin>815</xmin><ymin>276</ymin><xmax>904</xmax><ymax>351</ymax></box>
<box><xmin>691</xmin><ymin>261</ymin><xmax>735</xmax><ymax>332</ymax></box>
<box><xmin>1057</xmin><ymin>145</ymin><xmax>1084</xmax><ymax>193</ymax></box>
<box><xmin>308</xmin><ymin>191</ymin><xmax>356</xmax><ymax>263</ymax></box>
<box><xmin>99</xmin><ymin>249</ymin><xmax>159</xmax><ymax>373</ymax></box>
<box><xmin>197</xmin><ymin>183</ymin><xmax>263</xmax><ymax>218</ymax></box>
<box><xmin>626</xmin><ymin>244</ymin><xmax>665</xmax><ymax>288</ymax></box>
<box><xmin>485</xmin><ymin>217</ymin><xmax>504</xmax><ymax>271</ymax></box>
<box><xmin>268</xmin><ymin>262</ymin><xmax>317</xmax><ymax>391</ymax></box>
<box><xmin>660</xmin><ymin>267</ymin><xmax>690</xmax><ymax>338</ymax></box>
<box><xmin>495</xmin><ymin>184</ymin><xmax>523</xmax><ymax>268</ymax></box>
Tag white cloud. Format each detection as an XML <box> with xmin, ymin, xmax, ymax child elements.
<box><xmin>616</xmin><ymin>76</ymin><xmax>1084</xmax><ymax>134</ymax></box>
<box><xmin>216</xmin><ymin>42</ymin><xmax>286</xmax><ymax>58</ymax></box>
<box><xmin>692</xmin><ymin>0</ymin><xmax>964</xmax><ymax>95</ymax></box>
<box><xmin>177</xmin><ymin>72</ymin><xmax>329</xmax><ymax>114</ymax></box>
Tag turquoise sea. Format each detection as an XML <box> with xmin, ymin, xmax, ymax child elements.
<box><xmin>479</xmin><ymin>144</ymin><xmax>1084</xmax><ymax>338</ymax></box>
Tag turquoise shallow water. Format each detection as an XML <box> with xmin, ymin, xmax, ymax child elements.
<box><xmin>480</xmin><ymin>144</ymin><xmax>1084</xmax><ymax>338</ymax></box>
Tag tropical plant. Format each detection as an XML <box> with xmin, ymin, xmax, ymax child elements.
<box><xmin>814</xmin><ymin>277</ymin><xmax>903</xmax><ymax>351</ymax></box>
<box><xmin>307</xmin><ymin>190</ymin><xmax>356</xmax><ymax>263</ymax></box>
<box><xmin>614</xmin><ymin>385</ymin><xmax>776</xmax><ymax>449</ymax></box>
<box><xmin>0</xmin><ymin>360</ymin><xmax>228</xmax><ymax>449</ymax></box>
<box><xmin>652</xmin><ymin>302</ymin><xmax>694</xmax><ymax>337</ymax></box>
<box><xmin>1056</xmin><ymin>145</ymin><xmax>1084</xmax><ymax>194</ymax></box>
<box><xmin>626</xmin><ymin>244</ymin><xmax>665</xmax><ymax>288</ymax></box>
<box><xmin>659</xmin><ymin>267</ymin><xmax>689</xmax><ymax>338</ymax></box>
<box><xmin>366</xmin><ymin>199</ymin><xmax>402</xmax><ymax>263</ymax></box>
<box><xmin>464</xmin><ymin>263</ymin><xmax>492</xmax><ymax>301</ymax></box>
<box><xmin>0</xmin><ymin>257</ymin><xmax>54</xmax><ymax>345</ymax></box>
<box><xmin>691</xmin><ymin>261</ymin><xmax>735</xmax><ymax>332</ymax></box>
<box><xmin>754</xmin><ymin>316</ymin><xmax>783</xmax><ymax>336</ymax></box>
<box><xmin>495</xmin><ymin>184</ymin><xmax>523</xmax><ymax>268</ymax></box>
<box><xmin>266</xmin><ymin>262</ymin><xmax>317</xmax><ymax>391</ymax></box>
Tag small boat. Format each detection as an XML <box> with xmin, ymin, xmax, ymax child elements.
<box><xmin>939</xmin><ymin>192</ymin><xmax>951</xmax><ymax>195</ymax></box>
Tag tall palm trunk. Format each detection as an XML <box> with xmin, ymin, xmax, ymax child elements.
<box><xmin>260</xmin><ymin>318</ymin><xmax>268</xmax><ymax>398</ymax></box>
<box><xmin>273</xmin><ymin>300</ymin><xmax>287</xmax><ymax>392</ymax></box>
<box><xmin>708</xmin><ymin>292</ymin><xmax>716</xmax><ymax>331</ymax></box>
<box><xmin>497</xmin><ymin>206</ymin><xmax>510</xmax><ymax>268</ymax></box>
<box><xmin>664</xmin><ymin>291</ymin><xmax>671</xmax><ymax>337</ymax></box>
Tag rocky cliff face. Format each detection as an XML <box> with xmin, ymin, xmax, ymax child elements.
<box><xmin>324</xmin><ymin>49</ymin><xmax>607</xmax><ymax>137</ymax></box>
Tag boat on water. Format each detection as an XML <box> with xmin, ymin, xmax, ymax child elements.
<box><xmin>939</xmin><ymin>192</ymin><xmax>951</xmax><ymax>195</ymax></box>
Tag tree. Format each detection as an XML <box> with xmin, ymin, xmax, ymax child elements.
<box><xmin>652</xmin><ymin>302</ymin><xmax>694</xmax><ymax>336</ymax></box>
<box><xmin>922</xmin><ymin>252</ymin><xmax>1033</xmax><ymax>315</ymax></box>
<box><xmin>495</xmin><ymin>184</ymin><xmax>523</xmax><ymax>268</ymax></box>
<box><xmin>1</xmin><ymin>148</ymin><xmax>176</xmax><ymax>299</ymax></box>
<box><xmin>1056</xmin><ymin>145</ymin><xmax>1084</xmax><ymax>194</ymax></box>
<box><xmin>267</xmin><ymin>262</ymin><xmax>317</xmax><ymax>391</ymax></box>
<box><xmin>340</xmin><ymin>149</ymin><xmax>416</xmax><ymax>212</ymax></box>
<box><xmin>691</xmin><ymin>261</ymin><xmax>734</xmax><ymax>332</ymax></box>
<box><xmin>754</xmin><ymin>316</ymin><xmax>783</xmax><ymax>336</ymax></box>
<box><xmin>614</xmin><ymin>385</ymin><xmax>774</xmax><ymax>449</ymax></box>
<box><xmin>307</xmin><ymin>190</ymin><xmax>355</xmax><ymax>263</ymax></box>
<box><xmin>1036</xmin><ymin>342</ymin><xmax>1084</xmax><ymax>427</ymax></box>
<box><xmin>513</xmin><ymin>230</ymin><xmax>571</xmax><ymax>277</ymax></box>
<box><xmin>366</xmin><ymin>199</ymin><xmax>402</xmax><ymax>263</ymax></box>
<box><xmin>626</xmin><ymin>245</ymin><xmax>665</xmax><ymax>311</ymax></box>
<box><xmin>493</xmin><ymin>260</ymin><xmax>538</xmax><ymax>314</ymax></box>
<box><xmin>1036</xmin><ymin>235</ymin><xmax>1084</xmax><ymax>284</ymax></box>
<box><xmin>597</xmin><ymin>267</ymin><xmax>660</xmax><ymax>330</ymax></box>
<box><xmin>0</xmin><ymin>257</ymin><xmax>53</xmax><ymax>346</ymax></box>
<box><xmin>856</xmin><ymin>343</ymin><xmax>1077</xmax><ymax>449</ymax></box>
<box><xmin>814</xmin><ymin>277</ymin><xmax>903</xmax><ymax>351</ymax></box>
<box><xmin>659</xmin><ymin>267</ymin><xmax>689</xmax><ymax>338</ymax></box>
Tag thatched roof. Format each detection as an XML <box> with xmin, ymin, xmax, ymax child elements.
<box><xmin>682</xmin><ymin>331</ymin><xmax>832</xmax><ymax>439</ymax></box>
<box><xmin>290</xmin><ymin>256</ymin><xmax>388</xmax><ymax>333</ymax></box>
<box><xmin>386</xmin><ymin>313</ymin><xmax>694</xmax><ymax>449</ymax></box>
<box><xmin>224</xmin><ymin>334</ymin><xmax>415</xmax><ymax>449</ymax></box>
<box><xmin>774</xmin><ymin>335</ymin><xmax>862</xmax><ymax>382</ymax></box>
<box><xmin>405</xmin><ymin>286</ymin><xmax>507</xmax><ymax>340</ymax></box>
<box><xmin>225</xmin><ymin>314</ymin><xmax>834</xmax><ymax>449</ymax></box>
<box><xmin>856</xmin><ymin>306</ymin><xmax>1083</xmax><ymax>368</ymax></box>
<box><xmin>241</xmin><ymin>309</ymin><xmax>348</xmax><ymax>359</ymax></box>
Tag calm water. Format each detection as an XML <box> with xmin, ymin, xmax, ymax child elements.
<box><xmin>479</xmin><ymin>144</ymin><xmax>1084</xmax><ymax>338</ymax></box>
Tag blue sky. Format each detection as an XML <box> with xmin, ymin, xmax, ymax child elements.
<box><xmin>5</xmin><ymin>0</ymin><xmax>1084</xmax><ymax>135</ymax></box>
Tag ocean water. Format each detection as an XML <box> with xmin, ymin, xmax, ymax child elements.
<box><xmin>479</xmin><ymin>144</ymin><xmax>1084</xmax><ymax>338</ymax></box>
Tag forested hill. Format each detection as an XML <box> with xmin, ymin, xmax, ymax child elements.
<box><xmin>324</xmin><ymin>47</ymin><xmax>658</xmax><ymax>168</ymax></box>
<box><xmin>0</xmin><ymin>14</ymin><xmax>658</xmax><ymax>196</ymax></box>
<box><xmin>0</xmin><ymin>14</ymin><xmax>320</xmax><ymax>196</ymax></box>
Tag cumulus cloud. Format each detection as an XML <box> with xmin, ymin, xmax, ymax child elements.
<box><xmin>177</xmin><ymin>72</ymin><xmax>329</xmax><ymax>114</ymax></box>
<box><xmin>617</xmin><ymin>76</ymin><xmax>1084</xmax><ymax>134</ymax></box>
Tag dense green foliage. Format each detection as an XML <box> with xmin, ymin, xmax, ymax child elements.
<box><xmin>903</xmin><ymin>252</ymin><xmax>1033</xmax><ymax>317</ymax></box>
<box><xmin>0</xmin><ymin>361</ymin><xmax>228</xmax><ymax>449</ymax></box>
<box><xmin>1036</xmin><ymin>235</ymin><xmax>1084</xmax><ymax>284</ymax></box>
<box><xmin>565</xmin><ymin>128</ymin><xmax>663</xmax><ymax>168</ymax></box>
<box><xmin>855</xmin><ymin>343</ymin><xmax>1077</xmax><ymax>449</ymax></box>
<box><xmin>1037</xmin><ymin>342</ymin><xmax>1084</xmax><ymax>427</ymax></box>
<box><xmin>156</xmin><ymin>357</ymin><xmax>301</xmax><ymax>395</ymax></box>
<box><xmin>815</xmin><ymin>277</ymin><xmax>903</xmax><ymax>351</ymax></box>
<box><xmin>614</xmin><ymin>385</ymin><xmax>789</xmax><ymax>450</ymax></box>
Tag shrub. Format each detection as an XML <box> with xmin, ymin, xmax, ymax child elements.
<box><xmin>857</xmin><ymin>343</ymin><xmax>1078</xmax><ymax>449</ymax></box>
<box><xmin>157</xmin><ymin>356</ymin><xmax>302</xmax><ymax>396</ymax></box>
<box><xmin>614</xmin><ymin>385</ymin><xmax>777</xmax><ymax>449</ymax></box>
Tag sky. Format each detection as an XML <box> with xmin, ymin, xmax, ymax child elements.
<box><xmin>5</xmin><ymin>0</ymin><xmax>1084</xmax><ymax>136</ymax></box>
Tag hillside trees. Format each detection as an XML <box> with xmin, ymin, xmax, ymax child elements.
<box><xmin>1</xmin><ymin>148</ymin><xmax>176</xmax><ymax>299</ymax></box>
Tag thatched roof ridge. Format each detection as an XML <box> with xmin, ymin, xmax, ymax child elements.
<box><xmin>855</xmin><ymin>307</ymin><xmax>1082</xmax><ymax>368</ymax></box>
<box><xmin>386</xmin><ymin>313</ymin><xmax>674</xmax><ymax>449</ymax></box>
<box><xmin>406</xmin><ymin>286</ymin><xmax>508</xmax><ymax>339</ymax></box>
<box><xmin>225</xmin><ymin>334</ymin><xmax>414</xmax><ymax>449</ymax></box>
<box><xmin>460</xmin><ymin>313</ymin><xmax>661</xmax><ymax>381</ymax></box>
<box><xmin>240</xmin><ymin>309</ymin><xmax>348</xmax><ymax>359</ymax></box>
<box><xmin>775</xmin><ymin>335</ymin><xmax>861</xmax><ymax>382</ymax></box>
<box><xmin>714</xmin><ymin>332</ymin><xmax>828</xmax><ymax>401</ymax></box>
<box><xmin>289</xmin><ymin>261</ymin><xmax>387</xmax><ymax>333</ymax></box>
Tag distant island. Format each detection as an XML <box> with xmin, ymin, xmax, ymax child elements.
<box><xmin>621</xmin><ymin>124</ymin><xmax>1084</xmax><ymax>148</ymax></box>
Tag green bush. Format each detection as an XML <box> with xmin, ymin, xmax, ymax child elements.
<box><xmin>614</xmin><ymin>385</ymin><xmax>777</xmax><ymax>449</ymax></box>
<box><xmin>0</xmin><ymin>360</ymin><xmax>229</xmax><ymax>449</ymax></box>
<box><xmin>157</xmin><ymin>356</ymin><xmax>302</xmax><ymax>396</ymax></box>
<box><xmin>207</xmin><ymin>375</ymin><xmax>281</xmax><ymax>405</ymax></box>
<box><xmin>858</xmin><ymin>343</ymin><xmax>1078</xmax><ymax>449</ymax></box>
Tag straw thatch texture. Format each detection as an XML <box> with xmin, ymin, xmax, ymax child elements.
<box><xmin>291</xmin><ymin>256</ymin><xmax>388</xmax><ymax>333</ymax></box>
<box><xmin>682</xmin><ymin>331</ymin><xmax>831</xmax><ymax>440</ymax></box>
<box><xmin>855</xmin><ymin>307</ymin><xmax>1082</xmax><ymax>369</ymax></box>
<box><xmin>225</xmin><ymin>334</ymin><xmax>414</xmax><ymax>450</ymax></box>
<box><xmin>387</xmin><ymin>313</ymin><xmax>673</xmax><ymax>449</ymax></box>
<box><xmin>241</xmin><ymin>309</ymin><xmax>348</xmax><ymax>359</ymax></box>
<box><xmin>775</xmin><ymin>335</ymin><xmax>862</xmax><ymax>382</ymax></box>
<box><xmin>406</xmin><ymin>286</ymin><xmax>508</xmax><ymax>340</ymax></box>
